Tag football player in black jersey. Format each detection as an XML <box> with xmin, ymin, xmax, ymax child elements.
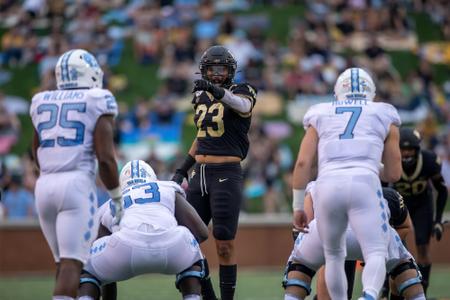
<box><xmin>393</xmin><ymin>127</ymin><xmax>448</xmax><ymax>294</ymax></box>
<box><xmin>172</xmin><ymin>45</ymin><xmax>257</xmax><ymax>300</ymax></box>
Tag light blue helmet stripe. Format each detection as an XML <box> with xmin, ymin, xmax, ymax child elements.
<box><xmin>131</xmin><ymin>160</ymin><xmax>138</xmax><ymax>179</ymax></box>
<box><xmin>136</xmin><ymin>160</ymin><xmax>140</xmax><ymax>178</ymax></box>
<box><xmin>351</xmin><ymin>68</ymin><xmax>359</xmax><ymax>93</ymax></box>
<box><xmin>63</xmin><ymin>50</ymin><xmax>74</xmax><ymax>82</ymax></box>
<box><xmin>60</xmin><ymin>52</ymin><xmax>68</xmax><ymax>81</ymax></box>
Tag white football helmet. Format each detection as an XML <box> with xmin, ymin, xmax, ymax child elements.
<box><xmin>334</xmin><ymin>68</ymin><xmax>376</xmax><ymax>101</ymax></box>
<box><xmin>55</xmin><ymin>49</ymin><xmax>103</xmax><ymax>90</ymax></box>
<box><xmin>119</xmin><ymin>160</ymin><xmax>157</xmax><ymax>189</ymax></box>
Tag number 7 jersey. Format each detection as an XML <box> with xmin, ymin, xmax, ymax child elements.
<box><xmin>303</xmin><ymin>100</ymin><xmax>401</xmax><ymax>177</ymax></box>
<box><xmin>30</xmin><ymin>88</ymin><xmax>118</xmax><ymax>175</ymax></box>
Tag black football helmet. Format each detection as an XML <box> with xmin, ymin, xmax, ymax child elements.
<box><xmin>399</xmin><ymin>127</ymin><xmax>421</xmax><ymax>169</ymax></box>
<box><xmin>199</xmin><ymin>45</ymin><xmax>237</xmax><ymax>87</ymax></box>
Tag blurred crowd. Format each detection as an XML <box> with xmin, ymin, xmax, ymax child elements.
<box><xmin>0</xmin><ymin>0</ymin><xmax>449</xmax><ymax>220</ymax></box>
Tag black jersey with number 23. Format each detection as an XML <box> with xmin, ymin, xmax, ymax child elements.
<box><xmin>193</xmin><ymin>83</ymin><xmax>257</xmax><ymax>159</ymax></box>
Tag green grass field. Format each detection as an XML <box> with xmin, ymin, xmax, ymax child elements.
<box><xmin>1</xmin><ymin>267</ymin><xmax>449</xmax><ymax>299</ymax></box>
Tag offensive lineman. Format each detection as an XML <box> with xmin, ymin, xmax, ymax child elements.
<box><xmin>283</xmin><ymin>184</ymin><xmax>425</xmax><ymax>300</ymax></box>
<box><xmin>172</xmin><ymin>45</ymin><xmax>257</xmax><ymax>300</ymax></box>
<box><xmin>393</xmin><ymin>127</ymin><xmax>448</xmax><ymax>294</ymax></box>
<box><xmin>78</xmin><ymin>160</ymin><xmax>209</xmax><ymax>300</ymax></box>
<box><xmin>30</xmin><ymin>49</ymin><xmax>123</xmax><ymax>299</ymax></box>
<box><xmin>291</xmin><ymin>67</ymin><xmax>402</xmax><ymax>299</ymax></box>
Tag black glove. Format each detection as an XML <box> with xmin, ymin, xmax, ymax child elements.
<box><xmin>171</xmin><ymin>170</ymin><xmax>186</xmax><ymax>185</ymax></box>
<box><xmin>192</xmin><ymin>79</ymin><xmax>225</xmax><ymax>99</ymax></box>
<box><xmin>433</xmin><ymin>222</ymin><xmax>444</xmax><ymax>241</ymax></box>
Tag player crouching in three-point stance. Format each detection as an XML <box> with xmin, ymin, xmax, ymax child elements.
<box><xmin>172</xmin><ymin>45</ymin><xmax>257</xmax><ymax>300</ymax></box>
<box><xmin>291</xmin><ymin>67</ymin><xmax>402</xmax><ymax>299</ymax></box>
<box><xmin>77</xmin><ymin>160</ymin><xmax>209</xmax><ymax>300</ymax></box>
<box><xmin>283</xmin><ymin>183</ymin><xmax>425</xmax><ymax>300</ymax></box>
<box><xmin>30</xmin><ymin>49</ymin><xmax>124</xmax><ymax>300</ymax></box>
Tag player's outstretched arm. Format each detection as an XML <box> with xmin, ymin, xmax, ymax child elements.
<box><xmin>94</xmin><ymin>115</ymin><xmax>123</xmax><ymax>223</ymax></box>
<box><xmin>431</xmin><ymin>173</ymin><xmax>448</xmax><ymax>241</ymax></box>
<box><xmin>172</xmin><ymin>139</ymin><xmax>197</xmax><ymax>185</ymax></box>
<box><xmin>94</xmin><ymin>115</ymin><xmax>120</xmax><ymax>189</ymax></box>
<box><xmin>292</xmin><ymin>127</ymin><xmax>318</xmax><ymax>232</ymax></box>
<box><xmin>380</xmin><ymin>124</ymin><xmax>402</xmax><ymax>183</ymax></box>
<box><xmin>32</xmin><ymin>129</ymin><xmax>40</xmax><ymax>170</ymax></box>
<box><xmin>175</xmin><ymin>192</ymin><xmax>209</xmax><ymax>243</ymax></box>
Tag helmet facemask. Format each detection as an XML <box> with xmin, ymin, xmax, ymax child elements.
<box><xmin>401</xmin><ymin>147</ymin><xmax>418</xmax><ymax>170</ymax></box>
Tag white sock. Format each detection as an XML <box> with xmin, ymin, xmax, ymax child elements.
<box><xmin>78</xmin><ymin>296</ymin><xmax>95</xmax><ymax>300</ymax></box>
<box><xmin>284</xmin><ymin>293</ymin><xmax>301</xmax><ymax>300</ymax></box>
<box><xmin>361</xmin><ymin>254</ymin><xmax>386</xmax><ymax>299</ymax></box>
<box><xmin>183</xmin><ymin>294</ymin><xmax>201</xmax><ymax>300</ymax></box>
<box><xmin>53</xmin><ymin>296</ymin><xmax>74</xmax><ymax>300</ymax></box>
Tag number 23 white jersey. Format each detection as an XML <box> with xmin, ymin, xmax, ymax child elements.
<box><xmin>30</xmin><ymin>88</ymin><xmax>118</xmax><ymax>175</ymax></box>
<box><xmin>98</xmin><ymin>180</ymin><xmax>185</xmax><ymax>234</ymax></box>
<box><xmin>303</xmin><ymin>100</ymin><xmax>401</xmax><ymax>177</ymax></box>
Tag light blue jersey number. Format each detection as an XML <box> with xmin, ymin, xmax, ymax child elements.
<box><xmin>37</xmin><ymin>102</ymin><xmax>86</xmax><ymax>147</ymax></box>
<box><xmin>122</xmin><ymin>182</ymin><xmax>161</xmax><ymax>209</ymax></box>
<box><xmin>335</xmin><ymin>106</ymin><xmax>362</xmax><ymax>139</ymax></box>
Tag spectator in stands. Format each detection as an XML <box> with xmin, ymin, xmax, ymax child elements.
<box><xmin>2</xmin><ymin>172</ymin><xmax>35</xmax><ymax>220</ymax></box>
<box><xmin>0</xmin><ymin>91</ymin><xmax>19</xmax><ymax>154</ymax></box>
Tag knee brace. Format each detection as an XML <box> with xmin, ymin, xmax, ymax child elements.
<box><xmin>282</xmin><ymin>262</ymin><xmax>316</xmax><ymax>296</ymax></box>
<box><xmin>79</xmin><ymin>270</ymin><xmax>102</xmax><ymax>294</ymax></box>
<box><xmin>175</xmin><ymin>260</ymin><xmax>206</xmax><ymax>290</ymax></box>
<box><xmin>389</xmin><ymin>260</ymin><xmax>422</xmax><ymax>296</ymax></box>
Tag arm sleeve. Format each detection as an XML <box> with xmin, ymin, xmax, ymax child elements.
<box><xmin>220</xmin><ymin>89</ymin><xmax>252</xmax><ymax>113</ymax></box>
<box><xmin>228</xmin><ymin>83</ymin><xmax>257</xmax><ymax>114</ymax></box>
<box><xmin>429</xmin><ymin>156</ymin><xmax>448</xmax><ymax>223</ymax></box>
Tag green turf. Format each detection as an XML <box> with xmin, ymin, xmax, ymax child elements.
<box><xmin>1</xmin><ymin>267</ymin><xmax>449</xmax><ymax>299</ymax></box>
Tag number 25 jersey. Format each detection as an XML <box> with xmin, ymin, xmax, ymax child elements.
<box><xmin>303</xmin><ymin>100</ymin><xmax>401</xmax><ymax>177</ymax></box>
<box><xmin>30</xmin><ymin>88</ymin><xmax>118</xmax><ymax>175</ymax></box>
<box><xmin>193</xmin><ymin>83</ymin><xmax>257</xmax><ymax>159</ymax></box>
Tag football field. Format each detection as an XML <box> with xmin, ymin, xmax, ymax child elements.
<box><xmin>1</xmin><ymin>267</ymin><xmax>449</xmax><ymax>299</ymax></box>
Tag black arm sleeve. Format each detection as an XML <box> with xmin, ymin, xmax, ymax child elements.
<box><xmin>431</xmin><ymin>174</ymin><xmax>448</xmax><ymax>223</ymax></box>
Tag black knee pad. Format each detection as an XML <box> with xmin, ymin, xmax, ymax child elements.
<box><xmin>175</xmin><ymin>260</ymin><xmax>206</xmax><ymax>290</ymax></box>
<box><xmin>389</xmin><ymin>260</ymin><xmax>422</xmax><ymax>296</ymax></box>
<box><xmin>282</xmin><ymin>262</ymin><xmax>316</xmax><ymax>295</ymax></box>
<box><xmin>80</xmin><ymin>270</ymin><xmax>102</xmax><ymax>293</ymax></box>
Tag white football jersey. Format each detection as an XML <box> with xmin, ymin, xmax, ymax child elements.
<box><xmin>30</xmin><ymin>88</ymin><xmax>118</xmax><ymax>175</ymax></box>
<box><xmin>303</xmin><ymin>99</ymin><xmax>401</xmax><ymax>177</ymax></box>
<box><xmin>98</xmin><ymin>180</ymin><xmax>185</xmax><ymax>233</ymax></box>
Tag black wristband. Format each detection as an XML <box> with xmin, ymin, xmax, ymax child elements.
<box><xmin>177</xmin><ymin>154</ymin><xmax>196</xmax><ymax>178</ymax></box>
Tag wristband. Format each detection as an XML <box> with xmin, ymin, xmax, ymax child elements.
<box><xmin>108</xmin><ymin>186</ymin><xmax>122</xmax><ymax>202</ymax></box>
<box><xmin>178</xmin><ymin>154</ymin><xmax>196</xmax><ymax>177</ymax></box>
<box><xmin>292</xmin><ymin>189</ymin><xmax>305</xmax><ymax>211</ymax></box>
